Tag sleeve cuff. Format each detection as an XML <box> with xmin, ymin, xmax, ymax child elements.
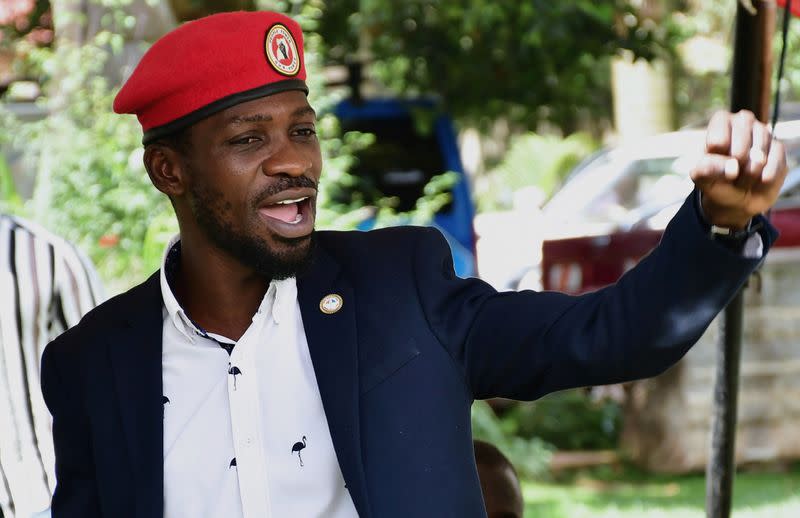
<box><xmin>693</xmin><ymin>189</ymin><xmax>774</xmax><ymax>259</ymax></box>
<box><xmin>742</xmin><ymin>232</ymin><xmax>764</xmax><ymax>259</ymax></box>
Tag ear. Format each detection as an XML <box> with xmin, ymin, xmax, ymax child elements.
<box><xmin>143</xmin><ymin>144</ymin><xmax>188</xmax><ymax>198</ymax></box>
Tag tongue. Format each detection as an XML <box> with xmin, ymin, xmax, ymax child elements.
<box><xmin>261</xmin><ymin>202</ymin><xmax>299</xmax><ymax>223</ymax></box>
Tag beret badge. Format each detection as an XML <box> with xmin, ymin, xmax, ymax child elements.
<box><xmin>265</xmin><ymin>23</ymin><xmax>300</xmax><ymax>76</ymax></box>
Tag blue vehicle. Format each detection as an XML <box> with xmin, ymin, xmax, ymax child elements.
<box><xmin>333</xmin><ymin>98</ymin><xmax>476</xmax><ymax>277</ymax></box>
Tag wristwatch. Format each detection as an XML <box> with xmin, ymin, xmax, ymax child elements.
<box><xmin>709</xmin><ymin>219</ymin><xmax>762</xmax><ymax>253</ymax></box>
<box><xmin>696</xmin><ymin>190</ymin><xmax>762</xmax><ymax>253</ymax></box>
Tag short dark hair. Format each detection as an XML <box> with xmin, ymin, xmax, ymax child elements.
<box><xmin>147</xmin><ymin>125</ymin><xmax>193</xmax><ymax>157</ymax></box>
<box><xmin>474</xmin><ymin>440</ymin><xmax>524</xmax><ymax>518</ymax></box>
<box><xmin>474</xmin><ymin>440</ymin><xmax>518</xmax><ymax>473</ymax></box>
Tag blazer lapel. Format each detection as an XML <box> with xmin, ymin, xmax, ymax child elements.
<box><xmin>108</xmin><ymin>272</ymin><xmax>164</xmax><ymax>518</ymax></box>
<box><xmin>298</xmin><ymin>243</ymin><xmax>371</xmax><ymax>517</ymax></box>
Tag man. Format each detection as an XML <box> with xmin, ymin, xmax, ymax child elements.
<box><xmin>0</xmin><ymin>213</ymin><xmax>103</xmax><ymax>518</ymax></box>
<box><xmin>473</xmin><ymin>441</ymin><xmax>523</xmax><ymax>518</ymax></box>
<box><xmin>40</xmin><ymin>10</ymin><xmax>786</xmax><ymax>518</ymax></box>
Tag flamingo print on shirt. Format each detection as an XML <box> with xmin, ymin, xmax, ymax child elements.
<box><xmin>291</xmin><ymin>436</ymin><xmax>307</xmax><ymax>467</ymax></box>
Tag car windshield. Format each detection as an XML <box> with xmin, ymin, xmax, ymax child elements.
<box><xmin>543</xmin><ymin>132</ymin><xmax>704</xmax><ymax>225</ymax></box>
<box><xmin>545</xmin><ymin>125</ymin><xmax>800</xmax><ymax>229</ymax></box>
<box><xmin>577</xmin><ymin>156</ymin><xmax>693</xmax><ymax>223</ymax></box>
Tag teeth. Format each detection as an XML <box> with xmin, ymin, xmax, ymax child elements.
<box><xmin>274</xmin><ymin>197</ymin><xmax>308</xmax><ymax>205</ymax></box>
<box><xmin>289</xmin><ymin>214</ymin><xmax>303</xmax><ymax>224</ymax></box>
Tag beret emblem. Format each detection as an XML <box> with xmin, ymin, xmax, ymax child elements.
<box><xmin>265</xmin><ymin>23</ymin><xmax>300</xmax><ymax>76</ymax></box>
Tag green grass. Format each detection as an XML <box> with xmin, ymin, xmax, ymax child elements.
<box><xmin>523</xmin><ymin>465</ymin><xmax>800</xmax><ymax>518</ymax></box>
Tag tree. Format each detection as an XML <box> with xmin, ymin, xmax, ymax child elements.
<box><xmin>317</xmin><ymin>0</ymin><xmax>674</xmax><ymax>134</ymax></box>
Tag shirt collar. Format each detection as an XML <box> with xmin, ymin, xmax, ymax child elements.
<box><xmin>269</xmin><ymin>276</ymin><xmax>297</xmax><ymax>325</ymax></box>
<box><xmin>160</xmin><ymin>235</ymin><xmax>196</xmax><ymax>342</ymax></box>
<box><xmin>159</xmin><ymin>235</ymin><xmax>297</xmax><ymax>342</ymax></box>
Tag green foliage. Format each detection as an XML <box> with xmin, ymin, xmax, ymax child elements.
<box><xmin>668</xmin><ymin>1</ymin><xmax>800</xmax><ymax>127</ymax></box>
<box><xmin>777</xmin><ymin>9</ymin><xmax>800</xmax><ymax>106</ymax></box>
<box><xmin>317</xmin><ymin>0</ymin><xmax>676</xmax><ymax>132</ymax></box>
<box><xmin>0</xmin><ymin>0</ymin><xmax>457</xmax><ymax>291</ymax></box>
<box><xmin>504</xmin><ymin>390</ymin><xmax>622</xmax><ymax>451</ymax></box>
<box><xmin>0</xmin><ymin>37</ymin><xmax>168</xmax><ymax>290</ymax></box>
<box><xmin>476</xmin><ymin>131</ymin><xmax>597</xmax><ymax>211</ymax></box>
<box><xmin>669</xmin><ymin>2</ymin><xmax>735</xmax><ymax>126</ymax></box>
<box><xmin>668</xmin><ymin>3</ymin><xmax>800</xmax><ymax>127</ymax></box>
<box><xmin>0</xmin><ymin>151</ymin><xmax>23</xmax><ymax>212</ymax></box>
<box><xmin>471</xmin><ymin>400</ymin><xmax>553</xmax><ymax>480</ymax></box>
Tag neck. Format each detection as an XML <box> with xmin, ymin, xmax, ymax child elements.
<box><xmin>173</xmin><ymin>233</ymin><xmax>270</xmax><ymax>341</ymax></box>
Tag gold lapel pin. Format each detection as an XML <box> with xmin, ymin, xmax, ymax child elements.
<box><xmin>320</xmin><ymin>293</ymin><xmax>343</xmax><ymax>314</ymax></box>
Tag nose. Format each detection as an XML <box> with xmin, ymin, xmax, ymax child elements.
<box><xmin>262</xmin><ymin>140</ymin><xmax>312</xmax><ymax>178</ymax></box>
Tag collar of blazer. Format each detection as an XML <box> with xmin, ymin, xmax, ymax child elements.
<box><xmin>108</xmin><ymin>233</ymin><xmax>371</xmax><ymax>518</ymax></box>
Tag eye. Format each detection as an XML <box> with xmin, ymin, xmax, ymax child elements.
<box><xmin>229</xmin><ymin>135</ymin><xmax>261</xmax><ymax>146</ymax></box>
<box><xmin>294</xmin><ymin>127</ymin><xmax>317</xmax><ymax>138</ymax></box>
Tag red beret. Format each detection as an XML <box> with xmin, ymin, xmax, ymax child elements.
<box><xmin>113</xmin><ymin>11</ymin><xmax>308</xmax><ymax>144</ymax></box>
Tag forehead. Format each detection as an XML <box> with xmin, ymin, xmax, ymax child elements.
<box><xmin>200</xmin><ymin>90</ymin><xmax>314</xmax><ymax>133</ymax></box>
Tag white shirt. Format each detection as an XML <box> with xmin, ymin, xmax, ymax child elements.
<box><xmin>160</xmin><ymin>237</ymin><xmax>358</xmax><ymax>518</ymax></box>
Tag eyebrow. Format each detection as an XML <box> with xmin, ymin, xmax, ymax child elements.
<box><xmin>229</xmin><ymin>113</ymin><xmax>272</xmax><ymax>125</ymax></box>
<box><xmin>228</xmin><ymin>106</ymin><xmax>317</xmax><ymax>125</ymax></box>
<box><xmin>292</xmin><ymin>106</ymin><xmax>317</xmax><ymax>119</ymax></box>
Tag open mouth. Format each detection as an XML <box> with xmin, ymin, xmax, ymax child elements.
<box><xmin>258</xmin><ymin>192</ymin><xmax>315</xmax><ymax>239</ymax></box>
<box><xmin>260</xmin><ymin>196</ymin><xmax>310</xmax><ymax>224</ymax></box>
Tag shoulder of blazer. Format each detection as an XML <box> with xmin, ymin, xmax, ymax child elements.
<box><xmin>44</xmin><ymin>271</ymin><xmax>162</xmax><ymax>365</ymax></box>
<box><xmin>314</xmin><ymin>226</ymin><xmax>445</xmax><ymax>272</ymax></box>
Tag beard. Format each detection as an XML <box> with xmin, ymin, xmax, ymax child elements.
<box><xmin>188</xmin><ymin>177</ymin><xmax>316</xmax><ymax>280</ymax></box>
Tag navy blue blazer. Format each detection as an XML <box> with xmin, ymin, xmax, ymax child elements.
<box><xmin>41</xmin><ymin>194</ymin><xmax>776</xmax><ymax>518</ymax></box>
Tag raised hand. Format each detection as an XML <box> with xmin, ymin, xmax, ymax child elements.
<box><xmin>691</xmin><ymin>110</ymin><xmax>788</xmax><ymax>229</ymax></box>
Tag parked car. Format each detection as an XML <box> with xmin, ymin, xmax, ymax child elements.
<box><xmin>333</xmin><ymin>98</ymin><xmax>476</xmax><ymax>277</ymax></box>
<box><xmin>540</xmin><ymin>123</ymin><xmax>800</xmax><ymax>293</ymax></box>
<box><xmin>506</xmin><ymin>120</ymin><xmax>800</xmax><ymax>293</ymax></box>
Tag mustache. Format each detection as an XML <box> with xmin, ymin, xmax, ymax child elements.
<box><xmin>253</xmin><ymin>176</ymin><xmax>318</xmax><ymax>206</ymax></box>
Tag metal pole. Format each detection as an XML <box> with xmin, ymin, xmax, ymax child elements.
<box><xmin>706</xmin><ymin>2</ymin><xmax>775</xmax><ymax>517</ymax></box>
<box><xmin>706</xmin><ymin>291</ymin><xmax>744</xmax><ymax>518</ymax></box>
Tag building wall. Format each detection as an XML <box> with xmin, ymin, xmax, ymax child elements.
<box><xmin>622</xmin><ymin>249</ymin><xmax>800</xmax><ymax>472</ymax></box>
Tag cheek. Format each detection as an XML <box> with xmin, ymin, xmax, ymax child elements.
<box><xmin>308</xmin><ymin>144</ymin><xmax>323</xmax><ymax>178</ymax></box>
<box><xmin>206</xmin><ymin>177</ymin><xmax>250</xmax><ymax>213</ymax></box>
<box><xmin>184</xmin><ymin>160</ymin><xmax>252</xmax><ymax>223</ymax></box>
<box><xmin>192</xmin><ymin>178</ymin><xmax>240</xmax><ymax>219</ymax></box>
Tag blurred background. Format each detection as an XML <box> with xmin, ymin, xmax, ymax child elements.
<box><xmin>2</xmin><ymin>1</ymin><xmax>800</xmax><ymax>516</ymax></box>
